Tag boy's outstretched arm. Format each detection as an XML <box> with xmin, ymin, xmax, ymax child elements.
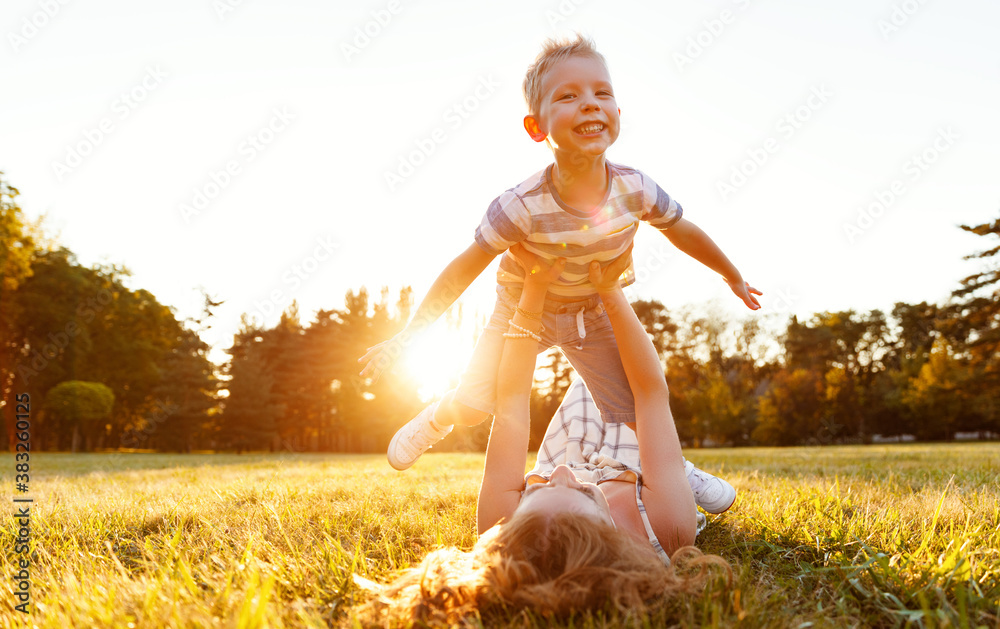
<box><xmin>660</xmin><ymin>217</ymin><xmax>762</xmax><ymax>310</ymax></box>
<box><xmin>358</xmin><ymin>242</ymin><xmax>496</xmax><ymax>381</ymax></box>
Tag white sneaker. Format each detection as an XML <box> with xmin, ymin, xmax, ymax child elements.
<box><xmin>684</xmin><ymin>459</ymin><xmax>737</xmax><ymax>514</ymax></box>
<box><xmin>387</xmin><ymin>401</ymin><xmax>454</xmax><ymax>471</ymax></box>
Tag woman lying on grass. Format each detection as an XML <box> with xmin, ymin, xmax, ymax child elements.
<box><xmin>365</xmin><ymin>245</ymin><xmax>731</xmax><ymax>624</ymax></box>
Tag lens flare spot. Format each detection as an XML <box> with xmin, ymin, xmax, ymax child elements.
<box><xmin>399</xmin><ymin>326</ymin><xmax>472</xmax><ymax>402</ymax></box>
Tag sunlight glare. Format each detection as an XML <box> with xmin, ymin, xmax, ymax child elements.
<box><xmin>399</xmin><ymin>325</ymin><xmax>474</xmax><ymax>402</ymax></box>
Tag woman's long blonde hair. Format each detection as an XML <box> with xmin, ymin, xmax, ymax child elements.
<box><xmin>358</xmin><ymin>509</ymin><xmax>731</xmax><ymax>625</ymax></box>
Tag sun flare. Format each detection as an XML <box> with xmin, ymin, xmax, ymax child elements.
<box><xmin>399</xmin><ymin>326</ymin><xmax>475</xmax><ymax>402</ymax></box>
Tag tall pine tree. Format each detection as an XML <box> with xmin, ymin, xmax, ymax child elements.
<box><xmin>220</xmin><ymin>317</ymin><xmax>281</xmax><ymax>452</ymax></box>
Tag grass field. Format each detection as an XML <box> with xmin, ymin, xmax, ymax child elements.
<box><xmin>1</xmin><ymin>443</ymin><xmax>998</xmax><ymax>628</ymax></box>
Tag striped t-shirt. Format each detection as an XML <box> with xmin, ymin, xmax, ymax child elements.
<box><xmin>474</xmin><ymin>161</ymin><xmax>683</xmax><ymax>298</ymax></box>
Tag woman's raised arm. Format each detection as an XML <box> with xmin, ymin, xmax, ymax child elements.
<box><xmin>588</xmin><ymin>250</ymin><xmax>698</xmax><ymax>553</ymax></box>
<box><xmin>476</xmin><ymin>246</ymin><xmax>566</xmax><ymax>534</ymax></box>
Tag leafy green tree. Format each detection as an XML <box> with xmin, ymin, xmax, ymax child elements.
<box><xmin>358</xmin><ymin>287</ymin><xmax>431</xmax><ymax>453</ymax></box>
<box><xmin>149</xmin><ymin>328</ymin><xmax>217</xmax><ymax>452</ymax></box>
<box><xmin>219</xmin><ymin>287</ymin><xmax>423</xmax><ymax>454</ymax></box>
<box><xmin>330</xmin><ymin>287</ymin><xmax>385</xmax><ymax>452</ymax></box>
<box><xmin>11</xmin><ymin>249</ymin><xmax>100</xmax><ymax>449</ymax></box>
<box><xmin>888</xmin><ymin>301</ymin><xmax>940</xmax><ymax>369</ymax></box>
<box><xmin>872</xmin><ymin>302</ymin><xmax>943</xmax><ymax>439</ymax></box>
<box><xmin>261</xmin><ymin>304</ymin><xmax>307</xmax><ymax>449</ymax></box>
<box><xmin>293</xmin><ymin>309</ymin><xmax>341</xmax><ymax>451</ymax></box>
<box><xmin>752</xmin><ymin>368</ymin><xmax>824</xmax><ymax>446</ymax></box>
<box><xmin>2</xmin><ymin>174</ymin><xmax>216</xmax><ymax>452</ymax></box>
<box><xmin>219</xmin><ymin>317</ymin><xmax>281</xmax><ymax>452</ymax></box>
<box><xmin>900</xmin><ymin>338</ymin><xmax>975</xmax><ymax>440</ymax></box>
<box><xmin>528</xmin><ymin>350</ymin><xmax>575</xmax><ymax>451</ymax></box>
<box><xmin>0</xmin><ymin>174</ymin><xmax>34</xmax><ymax>293</ymax></box>
<box><xmin>663</xmin><ymin>351</ymin><xmax>701</xmax><ymax>445</ymax></box>
<box><xmin>10</xmin><ymin>249</ymin><xmax>188</xmax><ymax>450</ymax></box>
<box><xmin>300</xmin><ymin>307</ymin><xmax>348</xmax><ymax>451</ymax></box>
<box><xmin>946</xmin><ymin>214</ymin><xmax>999</xmax><ymax>434</ymax></box>
<box><xmin>784</xmin><ymin>314</ymin><xmax>839</xmax><ymax>373</ymax></box>
<box><xmin>81</xmin><ymin>273</ymin><xmax>186</xmax><ymax>440</ymax></box>
<box><xmin>660</xmin><ymin>308</ymin><xmax>769</xmax><ymax>446</ymax></box>
<box><xmin>44</xmin><ymin>380</ymin><xmax>114</xmax><ymax>452</ymax></box>
<box><xmin>632</xmin><ymin>299</ymin><xmax>678</xmax><ymax>360</ymax></box>
<box><xmin>0</xmin><ymin>173</ymin><xmax>36</xmax><ymax>449</ymax></box>
<box><xmin>951</xmin><ymin>215</ymin><xmax>1000</xmax><ymax>361</ymax></box>
<box><xmin>782</xmin><ymin>310</ymin><xmax>892</xmax><ymax>441</ymax></box>
<box><xmin>262</xmin><ymin>301</ymin><xmax>366</xmax><ymax>452</ymax></box>
<box><xmin>661</xmin><ymin>310</ymin><xmax>722</xmax><ymax>446</ymax></box>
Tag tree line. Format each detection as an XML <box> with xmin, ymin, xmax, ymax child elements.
<box><xmin>1</xmin><ymin>172</ymin><xmax>997</xmax><ymax>452</ymax></box>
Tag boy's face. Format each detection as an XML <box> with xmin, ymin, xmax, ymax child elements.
<box><xmin>525</xmin><ymin>55</ymin><xmax>620</xmax><ymax>159</ymax></box>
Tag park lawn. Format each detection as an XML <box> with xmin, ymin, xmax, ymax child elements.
<box><xmin>0</xmin><ymin>443</ymin><xmax>997</xmax><ymax>628</ymax></box>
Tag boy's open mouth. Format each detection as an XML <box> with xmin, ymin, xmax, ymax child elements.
<box><xmin>574</xmin><ymin>123</ymin><xmax>605</xmax><ymax>135</ymax></box>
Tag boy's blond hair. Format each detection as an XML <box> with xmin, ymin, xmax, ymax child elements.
<box><xmin>522</xmin><ymin>34</ymin><xmax>608</xmax><ymax>117</ymax></box>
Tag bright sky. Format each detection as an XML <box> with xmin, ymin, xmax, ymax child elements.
<box><xmin>3</xmin><ymin>0</ymin><xmax>998</xmax><ymax>382</ymax></box>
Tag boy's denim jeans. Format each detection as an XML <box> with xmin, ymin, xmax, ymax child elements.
<box><xmin>452</xmin><ymin>285</ymin><xmax>636</xmax><ymax>423</ymax></box>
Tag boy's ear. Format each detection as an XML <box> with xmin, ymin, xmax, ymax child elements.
<box><xmin>523</xmin><ymin>115</ymin><xmax>547</xmax><ymax>143</ymax></box>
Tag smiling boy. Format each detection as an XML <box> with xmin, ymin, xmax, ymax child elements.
<box><xmin>359</xmin><ymin>36</ymin><xmax>757</xmax><ymax>512</ymax></box>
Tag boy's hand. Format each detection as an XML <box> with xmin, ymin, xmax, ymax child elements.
<box><xmin>588</xmin><ymin>245</ymin><xmax>634</xmax><ymax>294</ymax></box>
<box><xmin>725</xmin><ymin>278</ymin><xmax>763</xmax><ymax>310</ymax></box>
<box><xmin>508</xmin><ymin>243</ymin><xmax>567</xmax><ymax>286</ymax></box>
<box><xmin>358</xmin><ymin>334</ymin><xmax>408</xmax><ymax>383</ymax></box>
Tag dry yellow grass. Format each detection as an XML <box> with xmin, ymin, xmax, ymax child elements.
<box><xmin>0</xmin><ymin>443</ymin><xmax>996</xmax><ymax>627</ymax></box>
